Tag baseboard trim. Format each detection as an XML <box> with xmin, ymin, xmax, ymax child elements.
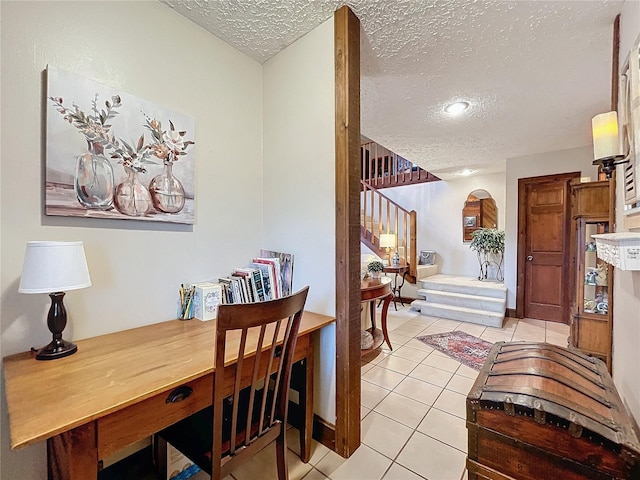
<box><xmin>313</xmin><ymin>414</ymin><xmax>336</xmax><ymax>452</ymax></box>
<box><xmin>505</xmin><ymin>308</ymin><xmax>517</xmax><ymax>318</ymax></box>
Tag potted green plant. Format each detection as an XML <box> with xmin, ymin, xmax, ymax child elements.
<box><xmin>469</xmin><ymin>228</ymin><xmax>505</xmax><ymax>281</ymax></box>
<box><xmin>366</xmin><ymin>259</ymin><xmax>385</xmax><ymax>279</ymax></box>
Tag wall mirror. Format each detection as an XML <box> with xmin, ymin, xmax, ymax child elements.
<box><xmin>463</xmin><ymin>189</ymin><xmax>497</xmax><ymax>242</ymax></box>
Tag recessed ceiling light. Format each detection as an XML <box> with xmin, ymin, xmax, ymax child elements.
<box><xmin>460</xmin><ymin>169</ymin><xmax>473</xmax><ymax>176</ymax></box>
<box><xmin>445</xmin><ymin>101</ymin><xmax>470</xmax><ymax>116</ymax></box>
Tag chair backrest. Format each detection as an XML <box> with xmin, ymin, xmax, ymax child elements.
<box><xmin>212</xmin><ymin>286</ymin><xmax>309</xmax><ymax>479</ymax></box>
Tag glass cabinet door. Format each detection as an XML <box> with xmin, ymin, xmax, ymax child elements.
<box><xmin>581</xmin><ymin>221</ymin><xmax>609</xmax><ymax>316</ymax></box>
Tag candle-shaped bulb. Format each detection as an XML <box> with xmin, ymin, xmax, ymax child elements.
<box><xmin>592</xmin><ymin>111</ymin><xmax>621</xmax><ymax>160</ymax></box>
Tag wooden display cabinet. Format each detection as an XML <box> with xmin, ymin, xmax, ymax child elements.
<box><xmin>569</xmin><ymin>180</ymin><xmax>613</xmax><ymax>371</ymax></box>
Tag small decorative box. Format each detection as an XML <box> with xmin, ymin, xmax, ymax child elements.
<box><xmin>192</xmin><ymin>282</ymin><xmax>223</xmax><ymax>321</ymax></box>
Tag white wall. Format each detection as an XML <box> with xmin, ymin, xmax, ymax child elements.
<box><xmin>504</xmin><ymin>146</ymin><xmax>600</xmax><ymax>308</ymax></box>
<box><xmin>381</xmin><ymin>173</ymin><xmax>506</xmax><ymax>298</ymax></box>
<box><xmin>612</xmin><ymin>0</ymin><xmax>640</xmax><ymax>425</ymax></box>
<box><xmin>1</xmin><ymin>2</ymin><xmax>263</xmax><ymax>477</ymax></box>
<box><xmin>263</xmin><ymin>18</ymin><xmax>337</xmax><ymax>422</ymax></box>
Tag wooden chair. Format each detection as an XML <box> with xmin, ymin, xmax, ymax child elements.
<box><xmin>158</xmin><ymin>286</ymin><xmax>309</xmax><ymax>480</ymax></box>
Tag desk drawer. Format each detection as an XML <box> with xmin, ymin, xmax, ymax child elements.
<box><xmin>98</xmin><ymin>374</ymin><xmax>212</xmax><ymax>459</ymax></box>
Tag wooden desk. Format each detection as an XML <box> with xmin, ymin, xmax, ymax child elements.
<box><xmin>360</xmin><ymin>277</ymin><xmax>393</xmax><ymax>356</ymax></box>
<box><xmin>3</xmin><ymin>311</ymin><xmax>334</xmax><ymax>480</ymax></box>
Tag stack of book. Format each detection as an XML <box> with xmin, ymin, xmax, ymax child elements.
<box><xmin>219</xmin><ymin>256</ymin><xmax>286</xmax><ymax>304</ymax></box>
<box><xmin>184</xmin><ymin>251</ymin><xmax>294</xmax><ymax>322</ymax></box>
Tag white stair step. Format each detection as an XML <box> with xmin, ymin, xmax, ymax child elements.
<box><xmin>419</xmin><ymin>289</ymin><xmax>506</xmax><ymax>312</ymax></box>
<box><xmin>411</xmin><ymin>300</ymin><xmax>505</xmax><ymax>328</ymax></box>
<box><xmin>421</xmin><ymin>274</ymin><xmax>506</xmax><ymax>299</ymax></box>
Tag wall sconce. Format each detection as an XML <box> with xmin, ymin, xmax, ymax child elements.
<box><xmin>591</xmin><ymin>111</ymin><xmax>629</xmax><ymax>178</ymax></box>
<box><xmin>18</xmin><ymin>241</ymin><xmax>91</xmax><ymax>360</ymax></box>
<box><xmin>379</xmin><ymin>233</ymin><xmax>396</xmax><ymax>265</ymax></box>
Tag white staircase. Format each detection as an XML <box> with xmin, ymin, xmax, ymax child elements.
<box><xmin>412</xmin><ymin>274</ymin><xmax>507</xmax><ymax>328</ymax></box>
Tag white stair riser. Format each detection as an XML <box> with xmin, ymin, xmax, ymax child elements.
<box><xmin>422</xmin><ymin>291</ymin><xmax>505</xmax><ymax>312</ymax></box>
<box><xmin>413</xmin><ymin>301</ymin><xmax>504</xmax><ymax>328</ymax></box>
<box><xmin>420</xmin><ymin>280</ymin><xmax>506</xmax><ymax>299</ymax></box>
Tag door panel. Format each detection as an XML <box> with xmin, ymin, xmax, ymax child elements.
<box><xmin>520</xmin><ymin>175</ymin><xmax>575</xmax><ymax>323</ymax></box>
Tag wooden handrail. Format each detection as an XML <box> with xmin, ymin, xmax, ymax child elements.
<box><xmin>360</xmin><ymin>180</ymin><xmax>417</xmax><ymax>280</ymax></box>
<box><xmin>361</xmin><ymin>141</ymin><xmax>439</xmax><ymax>188</ymax></box>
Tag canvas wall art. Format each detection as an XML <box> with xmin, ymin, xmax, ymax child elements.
<box><xmin>46</xmin><ymin>66</ymin><xmax>196</xmax><ymax>224</ymax></box>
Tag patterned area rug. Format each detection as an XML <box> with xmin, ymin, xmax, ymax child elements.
<box><xmin>416</xmin><ymin>331</ymin><xmax>493</xmax><ymax>370</ymax></box>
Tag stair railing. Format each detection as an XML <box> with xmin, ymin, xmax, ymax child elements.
<box><xmin>361</xmin><ymin>180</ymin><xmax>417</xmax><ymax>279</ymax></box>
<box><xmin>361</xmin><ymin>141</ymin><xmax>437</xmax><ymax>187</ymax></box>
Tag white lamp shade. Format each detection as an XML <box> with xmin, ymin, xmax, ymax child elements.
<box><xmin>592</xmin><ymin>111</ymin><xmax>621</xmax><ymax>160</ymax></box>
<box><xmin>379</xmin><ymin>233</ymin><xmax>396</xmax><ymax>249</ymax></box>
<box><xmin>19</xmin><ymin>241</ymin><xmax>91</xmax><ymax>294</ymax></box>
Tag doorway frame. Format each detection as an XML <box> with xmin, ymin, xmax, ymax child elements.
<box><xmin>515</xmin><ymin>171</ymin><xmax>580</xmax><ymax>320</ymax></box>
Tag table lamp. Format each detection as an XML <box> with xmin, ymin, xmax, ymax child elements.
<box><xmin>379</xmin><ymin>233</ymin><xmax>396</xmax><ymax>265</ymax></box>
<box><xmin>19</xmin><ymin>241</ymin><xmax>91</xmax><ymax>360</ymax></box>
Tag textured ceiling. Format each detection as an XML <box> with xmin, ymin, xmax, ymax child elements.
<box><xmin>162</xmin><ymin>0</ymin><xmax>623</xmax><ymax>179</ymax></box>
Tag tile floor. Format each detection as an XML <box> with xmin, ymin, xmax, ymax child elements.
<box><xmin>201</xmin><ymin>305</ymin><xmax>570</xmax><ymax>480</ymax></box>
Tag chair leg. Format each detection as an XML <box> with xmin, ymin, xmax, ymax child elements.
<box><xmin>276</xmin><ymin>432</ymin><xmax>289</xmax><ymax>480</ymax></box>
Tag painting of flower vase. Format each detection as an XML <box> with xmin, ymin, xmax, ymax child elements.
<box><xmin>46</xmin><ymin>66</ymin><xmax>195</xmax><ymax>224</ymax></box>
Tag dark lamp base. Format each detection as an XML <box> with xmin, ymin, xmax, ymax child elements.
<box><xmin>35</xmin><ymin>339</ymin><xmax>78</xmax><ymax>360</ymax></box>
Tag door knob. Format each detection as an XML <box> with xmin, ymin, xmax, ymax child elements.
<box><xmin>527</xmin><ymin>255</ymin><xmax>533</xmax><ymax>261</ymax></box>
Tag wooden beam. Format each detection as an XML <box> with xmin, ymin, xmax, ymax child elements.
<box><xmin>611</xmin><ymin>14</ymin><xmax>620</xmax><ymax>111</ymax></box>
<box><xmin>334</xmin><ymin>5</ymin><xmax>361</xmax><ymax>458</ymax></box>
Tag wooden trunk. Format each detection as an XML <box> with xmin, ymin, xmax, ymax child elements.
<box><xmin>466</xmin><ymin>342</ymin><xmax>640</xmax><ymax>480</ymax></box>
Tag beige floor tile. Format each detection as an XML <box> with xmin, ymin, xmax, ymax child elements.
<box><xmin>433</xmin><ymin>389</ymin><xmax>467</xmax><ymax>419</ymax></box>
<box><xmin>396</xmin><ymin>431</ymin><xmax>466</xmax><ymax>480</ymax></box>
<box><xmin>501</xmin><ymin>318</ymin><xmax>518</xmax><ymax>331</ymax></box>
<box><xmin>445</xmin><ymin>374</ymin><xmax>476</xmax><ymax>396</ymax></box>
<box><xmin>316</xmin><ymin>444</ymin><xmax>392</xmax><ymax>480</ymax></box>
<box><xmin>419</xmin><ymin>325</ymin><xmax>452</xmax><ymax>335</ymax></box>
<box><xmin>390</xmin><ymin>345</ymin><xmax>430</xmax><ymax>363</ymax></box>
<box><xmin>432</xmin><ymin>319</ymin><xmax>463</xmax><ymax>330</ymax></box>
<box><xmin>393</xmin><ymin>376</ymin><xmax>443</xmax><ymax>406</ymax></box>
<box><xmin>230</xmin><ymin>442</ymin><xmax>312</xmax><ymax>480</ymax></box>
<box><xmin>361</xmin><ymin>361</ymin><xmax>376</xmax><ymax>375</ymax></box>
<box><xmin>520</xmin><ymin>318</ymin><xmax>546</xmax><ymax>328</ymax></box>
<box><xmin>454</xmin><ymin>323</ymin><xmax>487</xmax><ymax>337</ymax></box>
<box><xmin>402</xmin><ymin>338</ymin><xmax>435</xmax><ymax>353</ymax></box>
<box><xmin>387</xmin><ymin>332</ymin><xmax>413</xmax><ymax>348</ymax></box>
<box><xmin>515</xmin><ymin>322</ymin><xmax>545</xmax><ymax>334</ymax></box>
<box><xmin>382</xmin><ymin>462</ymin><xmax>425</xmax><ymax>479</ymax></box>
<box><xmin>361</xmin><ymin>405</ymin><xmax>371</xmax><ymax>420</ymax></box>
<box><xmin>373</xmin><ymin>391</ymin><xmax>431</xmax><ymax>429</ymax></box>
<box><xmin>546</xmin><ymin>321</ymin><xmax>570</xmax><ymax>335</ymax></box>
<box><xmin>362</xmin><ymin>365</ymin><xmax>406</xmax><ymax>390</ymax></box>
<box><xmin>546</xmin><ymin>331</ymin><xmax>569</xmax><ymax>347</ymax></box>
<box><xmin>421</xmin><ymin>352</ymin><xmax>462</xmax><ymax>373</ymax></box>
<box><xmin>362</xmin><ymin>380</ymin><xmax>390</xmax><ymax>409</ymax></box>
<box><xmin>411</xmin><ymin>314</ymin><xmax>440</xmax><ymax>325</ymax></box>
<box><xmin>386</xmin><ymin>318</ymin><xmax>412</xmax><ymax>333</ymax></box>
<box><xmin>393</xmin><ymin>324</ymin><xmax>427</xmax><ymax>338</ymax></box>
<box><xmin>417</xmin><ymin>408</ymin><xmax>467</xmax><ymax>452</ymax></box>
<box><xmin>409</xmin><ymin>364</ymin><xmax>454</xmax><ymax>387</ymax></box>
<box><xmin>301</xmin><ymin>468</ymin><xmax>330</xmax><ymax>480</ymax></box>
<box><xmin>455</xmin><ymin>363</ymin><xmax>480</xmax><ymax>379</ymax></box>
<box><xmin>361</xmin><ymin>411</ymin><xmax>414</xmax><ymax>459</ymax></box>
<box><xmin>480</xmin><ymin>330</ymin><xmax>512</xmax><ymax>342</ymax></box>
<box><xmin>511</xmin><ymin>330</ymin><xmax>545</xmax><ymax>342</ymax></box>
<box><xmin>377</xmin><ymin>355</ymin><xmax>419</xmax><ymax>375</ymax></box>
<box><xmin>364</xmin><ymin>349</ymin><xmax>391</xmax><ymax>365</ymax></box>
<box><xmin>286</xmin><ymin>427</ymin><xmax>330</xmax><ymax>466</ymax></box>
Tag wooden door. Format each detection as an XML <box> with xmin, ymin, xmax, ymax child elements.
<box><xmin>517</xmin><ymin>173</ymin><xmax>579</xmax><ymax>322</ymax></box>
